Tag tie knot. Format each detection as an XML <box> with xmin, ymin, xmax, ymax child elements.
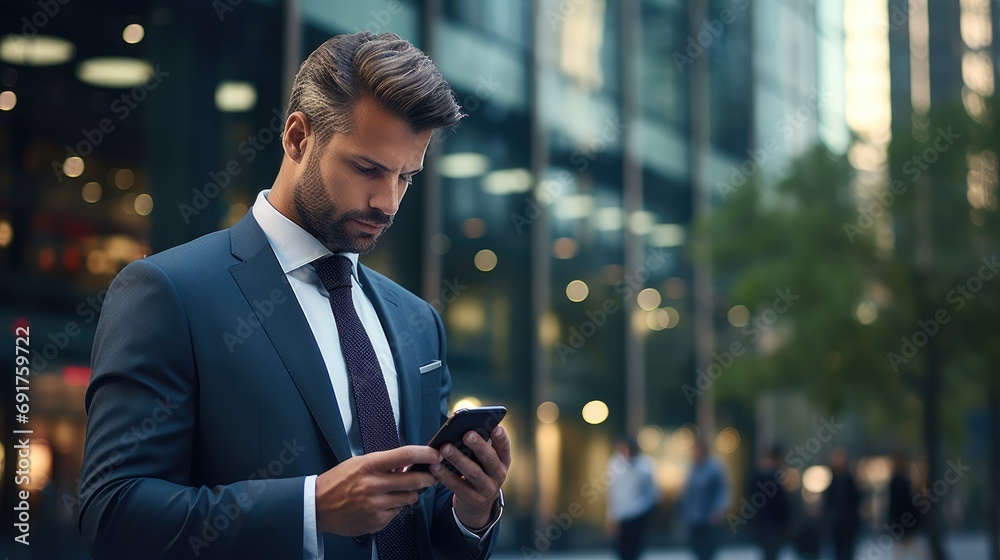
<box><xmin>314</xmin><ymin>255</ymin><xmax>354</xmax><ymax>292</ymax></box>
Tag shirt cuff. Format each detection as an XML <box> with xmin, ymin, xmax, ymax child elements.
<box><xmin>452</xmin><ymin>490</ymin><xmax>504</xmax><ymax>543</ymax></box>
<box><xmin>303</xmin><ymin>475</ymin><xmax>321</xmax><ymax>560</ymax></box>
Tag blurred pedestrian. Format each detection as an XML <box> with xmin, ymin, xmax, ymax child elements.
<box><xmin>681</xmin><ymin>438</ymin><xmax>732</xmax><ymax>560</ymax></box>
<box><xmin>606</xmin><ymin>435</ymin><xmax>659</xmax><ymax>560</ymax></box>
<box><xmin>886</xmin><ymin>452</ymin><xmax>926</xmax><ymax>560</ymax></box>
<box><xmin>748</xmin><ymin>445</ymin><xmax>791</xmax><ymax>560</ymax></box>
<box><xmin>824</xmin><ymin>448</ymin><xmax>861</xmax><ymax>560</ymax></box>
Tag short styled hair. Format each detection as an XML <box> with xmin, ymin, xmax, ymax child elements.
<box><xmin>286</xmin><ymin>32</ymin><xmax>464</xmax><ymax>142</ymax></box>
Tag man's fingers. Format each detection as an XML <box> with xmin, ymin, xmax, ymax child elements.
<box><xmin>366</xmin><ymin>445</ymin><xmax>442</xmax><ymax>471</ymax></box>
<box><xmin>462</xmin><ymin>431</ymin><xmax>504</xmax><ymax>480</ymax></box>
<box><xmin>429</xmin><ymin>459</ymin><xmax>472</xmax><ymax>496</ymax></box>
<box><xmin>439</xmin><ymin>443</ymin><xmax>492</xmax><ymax>488</ymax></box>
<box><xmin>381</xmin><ymin>490</ymin><xmax>422</xmax><ymax>509</ymax></box>
<box><xmin>379</xmin><ymin>471</ymin><xmax>439</xmax><ymax>492</ymax></box>
<box><xmin>491</xmin><ymin>425</ymin><xmax>512</xmax><ymax>469</ymax></box>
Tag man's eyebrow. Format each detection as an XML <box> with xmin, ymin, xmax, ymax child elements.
<box><xmin>358</xmin><ymin>155</ymin><xmax>422</xmax><ymax>175</ymax></box>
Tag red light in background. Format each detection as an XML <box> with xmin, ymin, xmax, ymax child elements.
<box><xmin>37</xmin><ymin>247</ymin><xmax>56</xmax><ymax>271</ymax></box>
<box><xmin>62</xmin><ymin>366</ymin><xmax>91</xmax><ymax>386</ymax></box>
<box><xmin>13</xmin><ymin>317</ymin><xmax>30</xmax><ymax>331</ymax></box>
<box><xmin>63</xmin><ymin>247</ymin><xmax>81</xmax><ymax>271</ymax></box>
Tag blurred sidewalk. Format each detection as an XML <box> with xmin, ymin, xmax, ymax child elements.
<box><xmin>493</xmin><ymin>533</ymin><xmax>989</xmax><ymax>560</ymax></box>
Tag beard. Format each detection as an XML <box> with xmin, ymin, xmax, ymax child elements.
<box><xmin>292</xmin><ymin>156</ymin><xmax>393</xmax><ymax>254</ymax></box>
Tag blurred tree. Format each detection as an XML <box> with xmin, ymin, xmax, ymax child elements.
<box><xmin>703</xmin><ymin>100</ymin><xmax>1000</xmax><ymax>560</ymax></box>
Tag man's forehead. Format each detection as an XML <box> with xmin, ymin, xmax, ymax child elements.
<box><xmin>329</xmin><ymin>100</ymin><xmax>428</xmax><ymax>160</ymax></box>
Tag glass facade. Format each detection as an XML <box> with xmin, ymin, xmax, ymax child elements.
<box><xmin>11</xmin><ymin>0</ymin><xmax>992</xmax><ymax>558</ymax></box>
<box><xmin>0</xmin><ymin>0</ymin><xmax>717</xmax><ymax>555</ymax></box>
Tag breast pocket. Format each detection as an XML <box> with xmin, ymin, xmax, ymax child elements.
<box><xmin>419</xmin><ymin>361</ymin><xmax>443</xmax><ymax>441</ymax></box>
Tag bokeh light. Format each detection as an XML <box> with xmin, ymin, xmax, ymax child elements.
<box><xmin>802</xmin><ymin>465</ymin><xmax>833</xmax><ymax>493</ymax></box>
<box><xmin>82</xmin><ymin>182</ymin><xmax>102</xmax><ymax>203</ymax></box>
<box><xmin>536</xmin><ymin>401</ymin><xmax>560</xmax><ymax>424</ymax></box>
<box><xmin>728</xmin><ymin>305</ymin><xmax>750</xmax><ymax>327</ymax></box>
<box><xmin>581</xmin><ymin>400</ymin><xmax>609</xmax><ymax>425</ymax></box>
<box><xmin>637</xmin><ymin>288</ymin><xmax>662</xmax><ymax>311</ymax></box>
<box><xmin>63</xmin><ymin>156</ymin><xmax>84</xmax><ymax>178</ymax></box>
<box><xmin>566</xmin><ymin>280</ymin><xmax>589</xmax><ymax>302</ymax></box>
<box><xmin>716</xmin><ymin>427</ymin><xmax>740</xmax><ymax>454</ymax></box>
<box><xmin>474</xmin><ymin>249</ymin><xmax>497</xmax><ymax>272</ymax></box>
<box><xmin>122</xmin><ymin>23</ymin><xmax>145</xmax><ymax>44</ymax></box>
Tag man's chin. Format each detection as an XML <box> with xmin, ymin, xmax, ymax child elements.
<box><xmin>334</xmin><ymin>233</ymin><xmax>381</xmax><ymax>255</ymax></box>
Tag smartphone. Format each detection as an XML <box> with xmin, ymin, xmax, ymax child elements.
<box><xmin>409</xmin><ymin>405</ymin><xmax>507</xmax><ymax>474</ymax></box>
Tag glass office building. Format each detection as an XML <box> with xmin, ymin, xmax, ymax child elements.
<box><xmin>0</xmin><ymin>0</ymin><xmax>765</xmax><ymax>554</ymax></box>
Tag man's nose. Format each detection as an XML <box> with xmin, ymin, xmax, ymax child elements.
<box><xmin>369</xmin><ymin>176</ymin><xmax>403</xmax><ymax>216</ymax></box>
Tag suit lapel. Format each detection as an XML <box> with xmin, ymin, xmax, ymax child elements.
<box><xmin>358</xmin><ymin>266</ymin><xmax>422</xmax><ymax>447</ymax></box>
<box><xmin>227</xmin><ymin>213</ymin><xmax>353</xmax><ymax>464</ymax></box>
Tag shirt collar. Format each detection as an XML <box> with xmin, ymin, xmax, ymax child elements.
<box><xmin>251</xmin><ymin>189</ymin><xmax>360</xmax><ymax>283</ymax></box>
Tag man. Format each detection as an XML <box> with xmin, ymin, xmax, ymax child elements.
<box><xmin>680</xmin><ymin>438</ymin><xmax>731</xmax><ymax>560</ymax></box>
<box><xmin>886</xmin><ymin>452</ymin><xmax>926</xmax><ymax>560</ymax></box>
<box><xmin>606</xmin><ymin>435</ymin><xmax>659</xmax><ymax>560</ymax></box>
<box><xmin>78</xmin><ymin>32</ymin><xmax>509</xmax><ymax>560</ymax></box>
<box><xmin>824</xmin><ymin>448</ymin><xmax>861</xmax><ymax>560</ymax></box>
<box><xmin>747</xmin><ymin>446</ymin><xmax>791</xmax><ymax>560</ymax></box>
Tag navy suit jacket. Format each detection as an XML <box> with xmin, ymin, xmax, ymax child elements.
<box><xmin>78</xmin><ymin>212</ymin><xmax>499</xmax><ymax>559</ymax></box>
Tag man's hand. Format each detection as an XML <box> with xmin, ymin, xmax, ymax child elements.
<box><xmin>430</xmin><ymin>425</ymin><xmax>511</xmax><ymax>530</ymax></box>
<box><xmin>315</xmin><ymin>445</ymin><xmax>442</xmax><ymax>536</ymax></box>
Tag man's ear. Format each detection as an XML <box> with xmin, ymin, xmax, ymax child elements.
<box><xmin>282</xmin><ymin>111</ymin><xmax>312</xmax><ymax>163</ymax></box>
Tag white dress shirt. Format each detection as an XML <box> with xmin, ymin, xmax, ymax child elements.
<box><xmin>251</xmin><ymin>190</ymin><xmax>492</xmax><ymax>559</ymax></box>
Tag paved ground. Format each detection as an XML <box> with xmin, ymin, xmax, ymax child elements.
<box><xmin>493</xmin><ymin>534</ymin><xmax>989</xmax><ymax>560</ymax></box>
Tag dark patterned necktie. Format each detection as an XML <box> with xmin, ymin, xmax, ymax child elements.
<box><xmin>313</xmin><ymin>255</ymin><xmax>419</xmax><ymax>560</ymax></box>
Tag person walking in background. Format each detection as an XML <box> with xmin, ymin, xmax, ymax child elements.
<box><xmin>887</xmin><ymin>452</ymin><xmax>926</xmax><ymax>560</ymax></box>
<box><xmin>824</xmin><ymin>448</ymin><xmax>861</xmax><ymax>560</ymax></box>
<box><xmin>681</xmin><ymin>438</ymin><xmax>732</xmax><ymax>560</ymax></box>
<box><xmin>606</xmin><ymin>435</ymin><xmax>659</xmax><ymax>560</ymax></box>
<box><xmin>748</xmin><ymin>445</ymin><xmax>791</xmax><ymax>560</ymax></box>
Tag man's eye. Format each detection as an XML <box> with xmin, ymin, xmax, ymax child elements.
<box><xmin>353</xmin><ymin>162</ymin><xmax>377</xmax><ymax>174</ymax></box>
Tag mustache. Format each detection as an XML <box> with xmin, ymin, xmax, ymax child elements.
<box><xmin>339</xmin><ymin>208</ymin><xmax>394</xmax><ymax>227</ymax></box>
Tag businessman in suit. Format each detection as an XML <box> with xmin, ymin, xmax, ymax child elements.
<box><xmin>78</xmin><ymin>32</ymin><xmax>509</xmax><ymax>559</ymax></box>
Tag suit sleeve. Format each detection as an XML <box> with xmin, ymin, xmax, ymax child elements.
<box><xmin>78</xmin><ymin>259</ymin><xmax>304</xmax><ymax>560</ymax></box>
<box><xmin>424</xmin><ymin>303</ymin><xmax>501</xmax><ymax>560</ymax></box>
